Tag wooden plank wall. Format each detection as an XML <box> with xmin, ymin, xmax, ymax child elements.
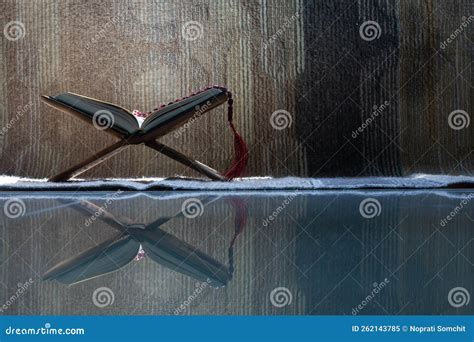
<box><xmin>0</xmin><ymin>0</ymin><xmax>472</xmax><ymax>178</ymax></box>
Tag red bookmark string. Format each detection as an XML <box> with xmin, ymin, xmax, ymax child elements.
<box><xmin>223</xmin><ymin>91</ymin><xmax>249</xmax><ymax>180</ymax></box>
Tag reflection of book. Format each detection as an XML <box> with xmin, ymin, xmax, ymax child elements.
<box><xmin>41</xmin><ymin>86</ymin><xmax>248</xmax><ymax>181</ymax></box>
<box><xmin>43</xmin><ymin>198</ymin><xmax>241</xmax><ymax>287</ymax></box>
<box><xmin>42</xmin><ymin>228</ymin><xmax>232</xmax><ymax>287</ymax></box>
<box><xmin>43</xmin><ymin>232</ymin><xmax>140</xmax><ymax>285</ymax></box>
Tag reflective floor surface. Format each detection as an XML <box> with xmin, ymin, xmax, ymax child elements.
<box><xmin>0</xmin><ymin>189</ymin><xmax>472</xmax><ymax>315</ymax></box>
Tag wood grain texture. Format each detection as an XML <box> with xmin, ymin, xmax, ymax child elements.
<box><xmin>399</xmin><ymin>0</ymin><xmax>473</xmax><ymax>175</ymax></box>
<box><xmin>0</xmin><ymin>0</ymin><xmax>472</xmax><ymax>178</ymax></box>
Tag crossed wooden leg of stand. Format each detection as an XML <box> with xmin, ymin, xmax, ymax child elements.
<box><xmin>49</xmin><ymin>138</ymin><xmax>227</xmax><ymax>182</ymax></box>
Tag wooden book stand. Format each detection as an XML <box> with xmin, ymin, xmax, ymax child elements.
<box><xmin>41</xmin><ymin>86</ymin><xmax>248</xmax><ymax>182</ymax></box>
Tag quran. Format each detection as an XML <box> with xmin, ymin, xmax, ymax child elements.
<box><xmin>41</xmin><ymin>86</ymin><xmax>248</xmax><ymax>181</ymax></box>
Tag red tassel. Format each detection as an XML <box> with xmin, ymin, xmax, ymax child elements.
<box><xmin>139</xmin><ymin>85</ymin><xmax>248</xmax><ymax>180</ymax></box>
<box><xmin>224</xmin><ymin>93</ymin><xmax>249</xmax><ymax>180</ymax></box>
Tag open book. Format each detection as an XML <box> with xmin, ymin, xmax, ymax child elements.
<box><xmin>41</xmin><ymin>86</ymin><xmax>248</xmax><ymax>181</ymax></box>
<box><xmin>42</xmin><ymin>87</ymin><xmax>228</xmax><ymax>138</ymax></box>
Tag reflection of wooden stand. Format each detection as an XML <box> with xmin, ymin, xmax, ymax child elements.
<box><xmin>43</xmin><ymin>197</ymin><xmax>238</xmax><ymax>287</ymax></box>
<box><xmin>41</xmin><ymin>91</ymin><xmax>229</xmax><ymax>181</ymax></box>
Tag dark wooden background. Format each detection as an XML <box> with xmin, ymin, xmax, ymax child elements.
<box><xmin>0</xmin><ymin>0</ymin><xmax>472</xmax><ymax>178</ymax></box>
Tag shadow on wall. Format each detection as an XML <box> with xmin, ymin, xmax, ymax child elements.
<box><xmin>295</xmin><ymin>1</ymin><xmax>472</xmax><ymax>177</ymax></box>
